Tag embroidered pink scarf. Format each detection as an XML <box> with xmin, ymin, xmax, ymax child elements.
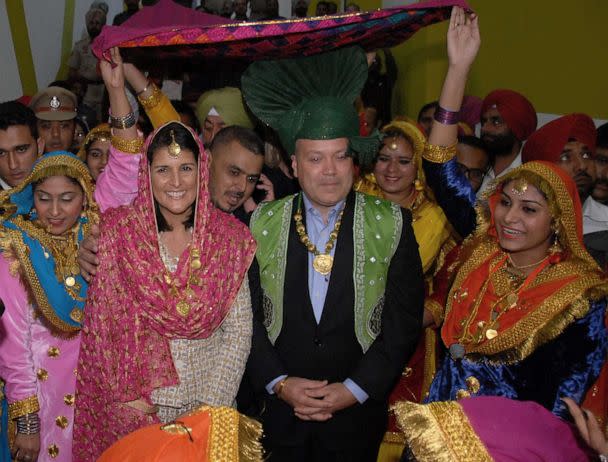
<box><xmin>73</xmin><ymin>122</ymin><xmax>256</xmax><ymax>461</ymax></box>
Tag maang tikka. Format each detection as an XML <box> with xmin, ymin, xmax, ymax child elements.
<box><xmin>168</xmin><ymin>130</ymin><xmax>181</xmax><ymax>158</ymax></box>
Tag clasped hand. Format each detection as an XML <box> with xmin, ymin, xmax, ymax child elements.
<box><xmin>276</xmin><ymin>377</ymin><xmax>358</xmax><ymax>422</ymax></box>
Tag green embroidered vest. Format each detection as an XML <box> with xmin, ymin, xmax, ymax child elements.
<box><xmin>250</xmin><ymin>192</ymin><xmax>403</xmax><ymax>352</ymax></box>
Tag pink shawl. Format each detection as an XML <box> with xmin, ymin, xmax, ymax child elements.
<box><xmin>73</xmin><ymin>122</ymin><xmax>256</xmax><ymax>461</ymax></box>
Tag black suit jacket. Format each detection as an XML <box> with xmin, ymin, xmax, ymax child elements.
<box><xmin>244</xmin><ymin>192</ymin><xmax>424</xmax><ymax>450</ymax></box>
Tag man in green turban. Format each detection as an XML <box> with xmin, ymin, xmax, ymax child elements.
<box><xmin>241</xmin><ymin>46</ymin><xmax>424</xmax><ymax>461</ymax></box>
<box><xmin>195</xmin><ymin>87</ymin><xmax>254</xmax><ymax>146</ymax></box>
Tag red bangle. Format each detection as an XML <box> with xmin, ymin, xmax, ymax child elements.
<box><xmin>434</xmin><ymin>105</ymin><xmax>460</xmax><ymax>125</ymax></box>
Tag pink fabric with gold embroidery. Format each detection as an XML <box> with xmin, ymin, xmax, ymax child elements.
<box><xmin>73</xmin><ymin>122</ymin><xmax>256</xmax><ymax>461</ymax></box>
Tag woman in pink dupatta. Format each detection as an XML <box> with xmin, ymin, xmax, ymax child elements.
<box><xmin>72</xmin><ymin>49</ymin><xmax>256</xmax><ymax>461</ymax></box>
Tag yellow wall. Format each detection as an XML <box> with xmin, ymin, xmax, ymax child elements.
<box><xmin>387</xmin><ymin>0</ymin><xmax>608</xmax><ymax>120</ymax></box>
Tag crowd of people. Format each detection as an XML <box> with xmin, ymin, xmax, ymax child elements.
<box><xmin>0</xmin><ymin>1</ymin><xmax>607</xmax><ymax>461</ymax></box>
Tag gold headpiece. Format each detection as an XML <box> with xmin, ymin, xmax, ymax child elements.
<box><xmin>511</xmin><ymin>179</ymin><xmax>528</xmax><ymax>195</ymax></box>
<box><xmin>168</xmin><ymin>130</ymin><xmax>181</xmax><ymax>158</ymax></box>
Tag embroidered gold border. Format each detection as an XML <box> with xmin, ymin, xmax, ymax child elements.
<box><xmin>208</xmin><ymin>406</ymin><xmax>239</xmax><ymax>461</ymax></box>
<box><xmin>383</xmin><ymin>430</ymin><xmax>406</xmax><ymax>444</ymax></box>
<box><xmin>236</xmin><ymin>411</ymin><xmax>264</xmax><ymax>462</ymax></box>
<box><xmin>444</xmin><ymin>238</ymin><xmax>608</xmax><ymax>362</ymax></box>
<box><xmin>422</xmin><ymin>143</ymin><xmax>457</xmax><ymax>164</ymax></box>
<box><xmin>8</xmin><ymin>395</ymin><xmax>39</xmax><ymax>420</ymax></box>
<box><xmin>421</xmin><ymin>328</ymin><xmax>437</xmax><ymax>398</ymax></box>
<box><xmin>111</xmin><ymin>135</ymin><xmax>144</xmax><ymax>154</ymax></box>
<box><xmin>204</xmin><ymin>406</ymin><xmax>263</xmax><ymax>462</ymax></box>
<box><xmin>137</xmin><ymin>83</ymin><xmax>162</xmax><ymax>110</ymax></box>
<box><xmin>392</xmin><ymin>401</ymin><xmax>492</xmax><ymax>462</ymax></box>
<box><xmin>1</xmin><ymin>228</ymin><xmax>81</xmax><ymax>335</ymax></box>
<box><xmin>473</xmin><ymin>262</ymin><xmax>605</xmax><ymax>359</ymax></box>
<box><xmin>424</xmin><ymin>299</ymin><xmax>444</xmax><ymax>327</ymax></box>
<box><xmin>444</xmin><ymin>160</ymin><xmax>608</xmax><ymax>362</ymax></box>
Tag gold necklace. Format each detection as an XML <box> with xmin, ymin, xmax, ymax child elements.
<box><xmin>507</xmin><ymin>254</ymin><xmax>548</xmax><ymax>269</ymax></box>
<box><xmin>160</xmin><ymin>229</ymin><xmax>201</xmax><ymax>317</ymax></box>
<box><xmin>16</xmin><ymin>217</ymin><xmax>83</xmax><ymax>301</ymax></box>
<box><xmin>294</xmin><ymin>196</ymin><xmax>345</xmax><ymax>276</ymax></box>
<box><xmin>458</xmin><ymin>252</ymin><xmax>549</xmax><ymax>345</ymax></box>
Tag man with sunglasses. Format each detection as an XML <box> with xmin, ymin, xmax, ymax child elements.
<box><xmin>456</xmin><ymin>135</ymin><xmax>489</xmax><ymax>192</ymax></box>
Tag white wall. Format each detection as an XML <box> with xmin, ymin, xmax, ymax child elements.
<box><xmin>24</xmin><ymin>0</ymin><xmax>67</xmax><ymax>90</ymax></box>
<box><xmin>1</xmin><ymin>0</ymin><xmax>124</xmax><ymax>102</ymax></box>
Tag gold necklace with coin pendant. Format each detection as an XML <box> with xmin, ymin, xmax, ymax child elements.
<box><xmin>294</xmin><ymin>195</ymin><xmax>345</xmax><ymax>276</ymax></box>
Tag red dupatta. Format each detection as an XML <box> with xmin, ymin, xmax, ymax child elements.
<box><xmin>441</xmin><ymin>161</ymin><xmax>607</xmax><ymax>361</ymax></box>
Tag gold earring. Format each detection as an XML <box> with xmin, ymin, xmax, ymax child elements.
<box><xmin>548</xmin><ymin>224</ymin><xmax>562</xmax><ymax>255</ymax></box>
<box><xmin>414</xmin><ymin>179</ymin><xmax>423</xmax><ymax>191</ymax></box>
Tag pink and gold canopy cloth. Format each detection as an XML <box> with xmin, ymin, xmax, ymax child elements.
<box><xmin>92</xmin><ymin>0</ymin><xmax>469</xmax><ymax>62</ymax></box>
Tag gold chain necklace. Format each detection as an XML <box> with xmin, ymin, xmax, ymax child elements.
<box><xmin>16</xmin><ymin>217</ymin><xmax>83</xmax><ymax>301</ymax></box>
<box><xmin>507</xmin><ymin>254</ymin><xmax>549</xmax><ymax>278</ymax></box>
<box><xmin>457</xmin><ymin>252</ymin><xmax>550</xmax><ymax>345</ymax></box>
<box><xmin>294</xmin><ymin>195</ymin><xmax>345</xmax><ymax>276</ymax></box>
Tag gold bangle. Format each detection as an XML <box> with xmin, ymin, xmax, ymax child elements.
<box><xmin>137</xmin><ymin>83</ymin><xmax>162</xmax><ymax>110</ymax></box>
<box><xmin>423</xmin><ymin>142</ymin><xmax>457</xmax><ymax>164</ymax></box>
<box><xmin>111</xmin><ymin>135</ymin><xmax>144</xmax><ymax>154</ymax></box>
<box><xmin>8</xmin><ymin>395</ymin><xmax>40</xmax><ymax>420</ymax></box>
<box><xmin>276</xmin><ymin>378</ymin><xmax>288</xmax><ymax>398</ymax></box>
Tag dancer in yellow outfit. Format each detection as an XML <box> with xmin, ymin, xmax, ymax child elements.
<box><xmin>356</xmin><ymin>120</ymin><xmax>455</xmax><ymax>277</ymax></box>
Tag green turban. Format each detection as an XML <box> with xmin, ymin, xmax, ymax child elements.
<box><xmin>195</xmin><ymin>87</ymin><xmax>254</xmax><ymax>129</ymax></box>
<box><xmin>241</xmin><ymin>47</ymin><xmax>381</xmax><ymax>166</ymax></box>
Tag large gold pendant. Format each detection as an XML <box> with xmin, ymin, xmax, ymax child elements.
<box><xmin>176</xmin><ymin>300</ymin><xmax>191</xmax><ymax>317</ymax></box>
<box><xmin>313</xmin><ymin>254</ymin><xmax>333</xmax><ymax>276</ymax></box>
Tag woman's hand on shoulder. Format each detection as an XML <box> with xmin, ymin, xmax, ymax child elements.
<box><xmin>78</xmin><ymin>223</ymin><xmax>100</xmax><ymax>282</ymax></box>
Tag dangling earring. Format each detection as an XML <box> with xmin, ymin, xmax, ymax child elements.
<box><xmin>414</xmin><ymin>179</ymin><xmax>423</xmax><ymax>191</ymax></box>
<box><xmin>548</xmin><ymin>224</ymin><xmax>563</xmax><ymax>258</ymax></box>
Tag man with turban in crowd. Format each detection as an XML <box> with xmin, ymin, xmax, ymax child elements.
<box><xmin>68</xmin><ymin>2</ymin><xmax>109</xmax><ymax>120</ymax></box>
<box><xmin>476</xmin><ymin>88</ymin><xmax>538</xmax><ymax>195</ymax></box>
<box><xmin>521</xmin><ymin>113</ymin><xmax>608</xmax><ymax>268</ymax></box>
<box><xmin>522</xmin><ymin>113</ymin><xmax>597</xmax><ymax>204</ymax></box>
<box><xmin>195</xmin><ymin>87</ymin><xmax>254</xmax><ymax>147</ymax></box>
